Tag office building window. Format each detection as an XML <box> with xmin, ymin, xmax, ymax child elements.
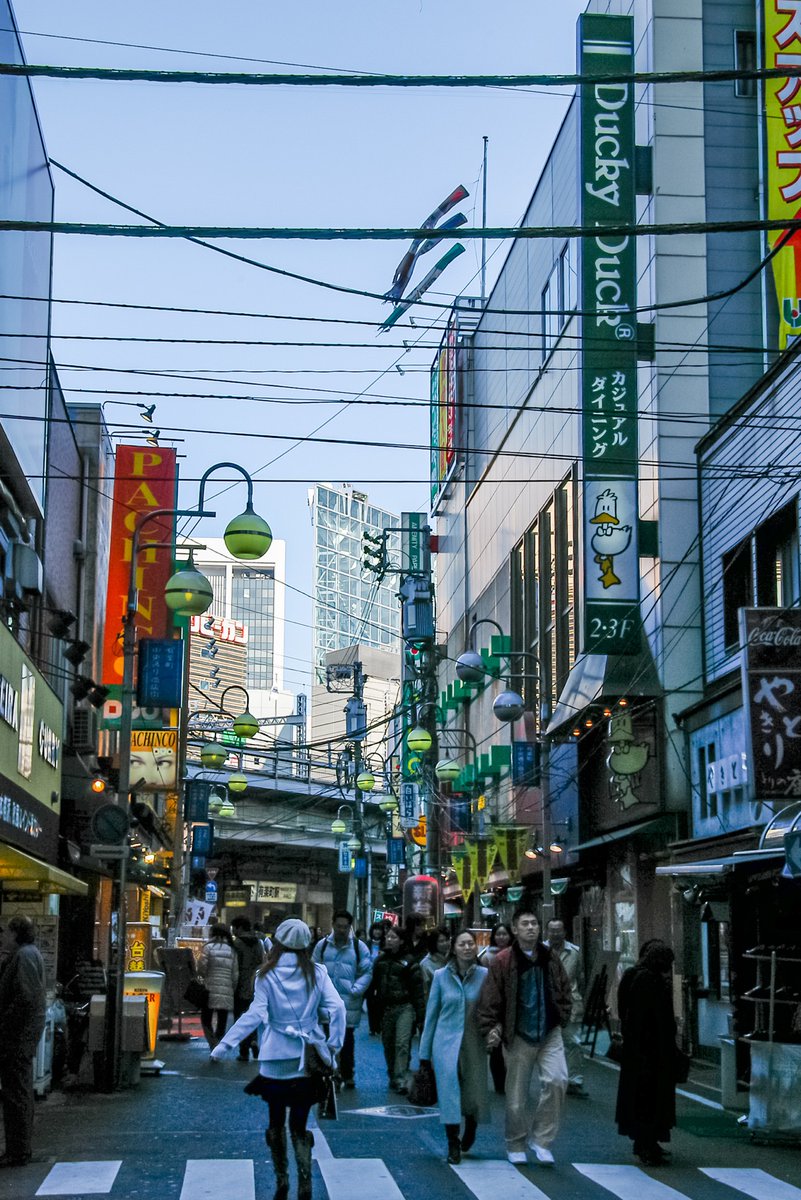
<box><xmin>232</xmin><ymin>567</ymin><xmax>274</xmax><ymax>690</ymax></box>
<box><xmin>722</xmin><ymin>541</ymin><xmax>752</xmax><ymax>650</ymax></box>
<box><xmin>734</xmin><ymin>30</ymin><xmax>756</xmax><ymax>99</ymax></box>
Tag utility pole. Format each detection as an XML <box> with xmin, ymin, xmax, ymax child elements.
<box><xmin>481</xmin><ymin>135</ymin><xmax>488</xmax><ymax>302</ymax></box>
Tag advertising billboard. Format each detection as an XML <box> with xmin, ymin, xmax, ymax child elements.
<box><xmin>764</xmin><ymin>1</ymin><xmax>801</xmax><ymax>347</ymax></box>
<box><xmin>101</xmin><ymin>446</ymin><xmax>177</xmax><ymax>686</ymax></box>
<box><xmin>430</xmin><ymin>321</ymin><xmax>459</xmax><ymax>507</ymax></box>
<box><xmin>741</xmin><ymin>607</ymin><xmax>801</xmax><ymax>800</ymax></box>
<box><xmin>578</xmin><ymin>13</ymin><xmax>641</xmax><ymax>654</ymax></box>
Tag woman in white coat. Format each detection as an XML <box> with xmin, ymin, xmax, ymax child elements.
<box><xmin>418</xmin><ymin>929</ymin><xmax>489</xmax><ymax>1164</ymax></box>
<box><xmin>211</xmin><ymin>919</ymin><xmax>345</xmax><ymax>1200</ymax></box>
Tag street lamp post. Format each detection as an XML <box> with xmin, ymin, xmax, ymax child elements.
<box><xmin>108</xmin><ymin>461</ymin><xmax>270</xmax><ymax>1090</ymax></box>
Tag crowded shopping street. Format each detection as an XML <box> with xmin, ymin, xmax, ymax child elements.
<box><xmin>0</xmin><ymin>1017</ymin><xmax>799</xmax><ymax>1200</ymax></box>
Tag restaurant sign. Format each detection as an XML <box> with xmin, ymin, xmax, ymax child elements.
<box><xmin>579</xmin><ymin>12</ymin><xmax>640</xmax><ymax>654</ymax></box>
<box><xmin>741</xmin><ymin>608</ymin><xmax>801</xmax><ymax>800</ymax></box>
<box><xmin>0</xmin><ymin>623</ymin><xmax>62</xmax><ymax>857</ymax></box>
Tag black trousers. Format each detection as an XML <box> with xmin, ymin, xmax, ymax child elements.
<box><xmin>260</xmin><ymin>1076</ymin><xmax>317</xmax><ymax>1135</ymax></box>
<box><xmin>0</xmin><ymin>1048</ymin><xmax>35</xmax><ymax>1160</ymax></box>
<box><xmin>201</xmin><ymin>1007</ymin><xmax>228</xmax><ymax>1046</ymax></box>
<box><xmin>339</xmin><ymin>1027</ymin><xmax>355</xmax><ymax>1081</ymax></box>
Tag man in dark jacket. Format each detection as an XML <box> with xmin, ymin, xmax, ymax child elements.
<box><xmin>477</xmin><ymin>906</ymin><xmax>571</xmax><ymax>1167</ymax></box>
<box><xmin>230</xmin><ymin>917</ymin><xmax>265</xmax><ymax>1061</ymax></box>
<box><xmin>0</xmin><ymin>915</ymin><xmax>46</xmax><ymax>1166</ymax></box>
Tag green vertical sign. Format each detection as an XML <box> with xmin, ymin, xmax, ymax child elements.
<box><xmin>579</xmin><ymin>13</ymin><xmax>640</xmax><ymax>655</ymax></box>
<box><xmin>402</xmin><ymin>511</ymin><xmax>426</xmax><ymax>575</ymax></box>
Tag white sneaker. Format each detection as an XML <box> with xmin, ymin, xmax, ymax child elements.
<box><xmin>507</xmin><ymin>1151</ymin><xmax>527</xmax><ymax>1164</ymax></box>
<box><xmin>529</xmin><ymin>1143</ymin><xmax>555</xmax><ymax>1165</ymax></box>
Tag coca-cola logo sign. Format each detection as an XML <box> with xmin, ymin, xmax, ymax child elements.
<box><xmin>743</xmin><ymin>609</ymin><xmax>801</xmax><ymax>670</ymax></box>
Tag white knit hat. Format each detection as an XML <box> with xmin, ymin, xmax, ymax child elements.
<box><xmin>274</xmin><ymin>918</ymin><xmax>312</xmax><ymax>950</ymax></box>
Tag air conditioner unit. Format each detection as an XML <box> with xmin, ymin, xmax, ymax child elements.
<box><xmin>11</xmin><ymin>541</ymin><xmax>43</xmax><ymax>596</ymax></box>
<box><xmin>72</xmin><ymin>706</ymin><xmax>99</xmax><ymax>754</ymax></box>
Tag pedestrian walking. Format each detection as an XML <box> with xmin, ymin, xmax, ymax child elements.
<box><xmin>231</xmin><ymin>917</ymin><xmax>266</xmax><ymax>1061</ymax></box>
<box><xmin>419</xmin><ymin>926</ymin><xmax>450</xmax><ymax>997</ymax></box>
<box><xmin>476</xmin><ymin>905</ymin><xmax>571</xmax><ymax>1166</ymax></box>
<box><xmin>419</xmin><ymin>929</ymin><xmax>489</xmax><ymax>1164</ymax></box>
<box><xmin>210</xmin><ymin>919</ymin><xmax>345</xmax><ymax>1200</ymax></box>
<box><xmin>365</xmin><ymin>920</ymin><xmax>386</xmax><ymax>1035</ymax></box>
<box><xmin>404</xmin><ymin>915</ymin><xmax>429</xmax><ymax>963</ymax></box>
<box><xmin>478</xmin><ymin>923</ymin><xmax>512</xmax><ymax>1093</ymax></box>
<box><xmin>198</xmin><ymin>924</ymin><xmax>239</xmax><ymax>1048</ymax></box>
<box><xmin>545</xmin><ymin>919</ymin><xmax>587</xmax><ymax>1097</ymax></box>
<box><xmin>615</xmin><ymin>941</ymin><xmax>679</xmax><ymax>1167</ymax></box>
<box><xmin>0</xmin><ymin>916</ymin><xmax>46</xmax><ymax>1167</ymax></box>
<box><xmin>372</xmin><ymin>925</ymin><xmax>426</xmax><ymax>1093</ymax></box>
<box><xmin>311</xmin><ymin>910</ymin><xmax>372</xmax><ymax>1088</ymax></box>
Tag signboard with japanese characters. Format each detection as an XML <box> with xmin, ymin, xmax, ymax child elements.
<box><xmin>741</xmin><ymin>608</ymin><xmax>801</xmax><ymax>800</ymax></box>
<box><xmin>764</xmin><ymin>1</ymin><xmax>801</xmax><ymax>347</ymax></box>
<box><xmin>578</xmin><ymin>13</ymin><xmax>640</xmax><ymax>654</ymax></box>
<box><xmin>399</xmin><ymin>781</ymin><xmax>420</xmax><ymax>828</ymax></box>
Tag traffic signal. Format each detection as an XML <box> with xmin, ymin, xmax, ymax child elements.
<box><xmin>362</xmin><ymin>531</ymin><xmax>387</xmax><ymax>579</ymax></box>
<box><xmin>404</xmin><ymin>642</ymin><xmax>432</xmax><ymax>676</ymax></box>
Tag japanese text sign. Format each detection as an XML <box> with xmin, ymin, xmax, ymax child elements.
<box><xmin>764</xmin><ymin>1</ymin><xmax>801</xmax><ymax>347</ymax></box>
<box><xmin>741</xmin><ymin>608</ymin><xmax>801</xmax><ymax>800</ymax></box>
<box><xmin>579</xmin><ymin>14</ymin><xmax>640</xmax><ymax>654</ymax></box>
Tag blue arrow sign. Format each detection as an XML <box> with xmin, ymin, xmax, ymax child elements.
<box><xmin>784</xmin><ymin>831</ymin><xmax>801</xmax><ymax>878</ymax></box>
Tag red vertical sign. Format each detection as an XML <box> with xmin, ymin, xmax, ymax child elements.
<box><xmin>101</xmin><ymin>445</ymin><xmax>177</xmax><ymax>686</ymax></box>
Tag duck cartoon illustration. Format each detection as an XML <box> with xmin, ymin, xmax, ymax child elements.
<box><xmin>607</xmin><ymin>711</ymin><xmax>650</xmax><ymax>809</ymax></box>
<box><xmin>589</xmin><ymin>489</ymin><xmax>632</xmax><ymax>589</ymax></box>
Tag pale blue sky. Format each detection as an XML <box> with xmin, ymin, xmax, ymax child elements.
<box><xmin>13</xmin><ymin>0</ymin><xmax>586</xmax><ymax>691</ymax></box>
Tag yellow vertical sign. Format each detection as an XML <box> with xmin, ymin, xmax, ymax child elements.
<box><xmin>765</xmin><ymin>2</ymin><xmax>801</xmax><ymax>346</ymax></box>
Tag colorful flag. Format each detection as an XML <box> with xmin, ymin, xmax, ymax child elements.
<box><xmin>385</xmin><ymin>184</ymin><xmax>469</xmax><ymax>302</ymax></box>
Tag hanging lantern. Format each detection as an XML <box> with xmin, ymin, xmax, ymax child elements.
<box><xmin>200</xmin><ymin>741</ymin><xmax>226</xmax><ymax>768</ymax></box>
<box><xmin>378</xmin><ymin>797</ymin><xmax>398</xmax><ymax>813</ymax></box>
<box><xmin>331</xmin><ymin>818</ymin><xmax>348</xmax><ymax>835</ymax></box>
<box><xmin>455</xmin><ymin>650</ymin><xmax>486</xmax><ymax>684</ymax></box>
<box><xmin>356</xmin><ymin>770</ymin><xmax>376</xmax><ymax>792</ymax></box>
<box><xmin>407</xmin><ymin>725</ymin><xmax>433</xmax><ymax>753</ymax></box>
<box><xmin>435</xmin><ymin>757</ymin><xmax>460</xmax><ymax>782</ymax></box>
<box><xmin>223</xmin><ymin>504</ymin><xmax>273</xmax><ymax>560</ymax></box>
<box><xmin>228</xmin><ymin>773</ymin><xmax>248</xmax><ymax>794</ymax></box>
<box><xmin>218</xmin><ymin>797</ymin><xmax>237</xmax><ymax>818</ymax></box>
<box><xmin>164</xmin><ymin>564</ymin><xmax>214</xmax><ymax>617</ymax></box>
<box><xmin>232</xmin><ymin>710</ymin><xmax>259</xmax><ymax>740</ymax></box>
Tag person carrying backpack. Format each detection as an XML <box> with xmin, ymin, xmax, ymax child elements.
<box><xmin>311</xmin><ymin>910</ymin><xmax>372</xmax><ymax>1089</ymax></box>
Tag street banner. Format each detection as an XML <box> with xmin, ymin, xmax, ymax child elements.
<box><xmin>741</xmin><ymin>607</ymin><xmax>801</xmax><ymax>800</ymax></box>
<box><xmin>101</xmin><ymin>445</ymin><xmax>177</xmax><ymax>686</ymax></box>
<box><xmin>764</xmin><ymin>1</ymin><xmax>801</xmax><ymax>347</ymax></box>
<box><xmin>451</xmin><ymin>850</ymin><xmax>474</xmax><ymax>902</ymax></box>
<box><xmin>465</xmin><ymin>837</ymin><xmax>498</xmax><ymax>889</ymax></box>
<box><xmin>578</xmin><ymin>14</ymin><xmax>640</xmax><ymax>654</ymax></box>
<box><xmin>490</xmin><ymin>825</ymin><xmax>530</xmax><ymax>877</ymax></box>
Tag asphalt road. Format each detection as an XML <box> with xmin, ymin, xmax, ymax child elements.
<box><xmin>2</xmin><ymin>1022</ymin><xmax>800</xmax><ymax>1200</ymax></box>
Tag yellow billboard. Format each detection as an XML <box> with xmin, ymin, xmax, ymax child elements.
<box><xmin>765</xmin><ymin>1</ymin><xmax>801</xmax><ymax>346</ymax></box>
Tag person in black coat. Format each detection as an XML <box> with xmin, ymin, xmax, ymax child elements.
<box><xmin>0</xmin><ymin>916</ymin><xmax>46</xmax><ymax>1167</ymax></box>
<box><xmin>615</xmin><ymin>942</ymin><xmax>678</xmax><ymax>1167</ymax></box>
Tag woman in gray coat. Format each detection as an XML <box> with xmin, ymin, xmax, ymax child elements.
<box><xmin>419</xmin><ymin>929</ymin><xmax>489</xmax><ymax>1164</ymax></box>
<box><xmin>199</xmin><ymin>924</ymin><xmax>239</xmax><ymax>1048</ymax></box>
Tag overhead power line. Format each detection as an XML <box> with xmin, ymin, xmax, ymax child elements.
<box><xmin>0</xmin><ymin>62</ymin><xmax>797</xmax><ymax>88</ymax></box>
<box><xmin>2</xmin><ymin>216</ymin><xmax>799</xmax><ymax>241</ymax></box>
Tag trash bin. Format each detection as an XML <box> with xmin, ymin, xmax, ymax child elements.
<box><xmin>88</xmin><ymin>994</ymin><xmax>148</xmax><ymax>1089</ymax></box>
<box><xmin>124</xmin><ymin>971</ymin><xmax>165</xmax><ymax>1058</ymax></box>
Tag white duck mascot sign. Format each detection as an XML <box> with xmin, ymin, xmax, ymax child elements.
<box><xmin>589</xmin><ymin>488</ymin><xmax>633</xmax><ymax>590</ymax></box>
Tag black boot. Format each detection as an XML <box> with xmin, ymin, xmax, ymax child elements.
<box><xmin>266</xmin><ymin>1128</ymin><xmax>289</xmax><ymax>1200</ymax></box>
<box><xmin>445</xmin><ymin>1124</ymin><xmax>461</xmax><ymax>1164</ymax></box>
<box><xmin>460</xmin><ymin>1116</ymin><xmax>477</xmax><ymax>1154</ymax></box>
<box><xmin>291</xmin><ymin>1130</ymin><xmax>314</xmax><ymax>1200</ymax></box>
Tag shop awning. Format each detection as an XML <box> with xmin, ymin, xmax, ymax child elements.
<box><xmin>0</xmin><ymin>844</ymin><xmax>89</xmax><ymax>896</ymax></box>
<box><xmin>547</xmin><ymin>647</ymin><xmax>661</xmax><ymax>735</ymax></box>
<box><xmin>759</xmin><ymin>802</ymin><xmax>801</xmax><ymax>849</ymax></box>
<box><xmin>571</xmin><ymin>818</ymin><xmax>664</xmax><ymax>853</ymax></box>
<box><xmin>655</xmin><ymin>849</ymin><xmax>784</xmax><ymax>877</ymax></box>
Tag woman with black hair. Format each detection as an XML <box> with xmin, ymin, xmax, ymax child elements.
<box><xmin>615</xmin><ymin>941</ymin><xmax>678</xmax><ymax>1167</ymax></box>
<box><xmin>372</xmin><ymin>924</ymin><xmax>426</xmax><ymax>1093</ymax></box>
<box><xmin>419</xmin><ymin>926</ymin><xmax>450</xmax><ymax>996</ymax></box>
<box><xmin>211</xmin><ymin>919</ymin><xmax>345</xmax><ymax>1200</ymax></box>
<box><xmin>199</xmin><ymin>924</ymin><xmax>239</xmax><ymax>1049</ymax></box>
<box><xmin>365</xmin><ymin>920</ymin><xmax>386</xmax><ymax>1035</ymax></box>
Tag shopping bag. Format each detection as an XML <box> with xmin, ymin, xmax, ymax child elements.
<box><xmin>318</xmin><ymin>1073</ymin><xmax>338</xmax><ymax>1120</ymax></box>
<box><xmin>606</xmin><ymin>1034</ymin><xmax>624</xmax><ymax>1065</ymax></box>
<box><xmin>409</xmin><ymin>1061</ymin><xmax>437</xmax><ymax>1106</ymax></box>
<box><xmin>183</xmin><ymin>978</ymin><xmax>209</xmax><ymax>1010</ymax></box>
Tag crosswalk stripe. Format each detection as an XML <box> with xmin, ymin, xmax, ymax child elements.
<box><xmin>309</xmin><ymin>1118</ymin><xmax>334</xmax><ymax>1160</ymax></box>
<box><xmin>317</xmin><ymin>1158</ymin><xmax>405</xmax><ymax>1200</ymax></box>
<box><xmin>573</xmin><ymin>1164</ymin><xmax>690</xmax><ymax>1200</ymax></box>
<box><xmin>36</xmin><ymin>1161</ymin><xmax>123</xmax><ymax>1196</ymax></box>
<box><xmin>179</xmin><ymin>1159</ymin><xmax>254</xmax><ymax>1200</ymax></box>
<box><xmin>701</xmin><ymin>1168</ymin><xmax>801</xmax><ymax>1200</ymax></box>
<box><xmin>452</xmin><ymin>1159</ymin><xmax>553</xmax><ymax>1200</ymax></box>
